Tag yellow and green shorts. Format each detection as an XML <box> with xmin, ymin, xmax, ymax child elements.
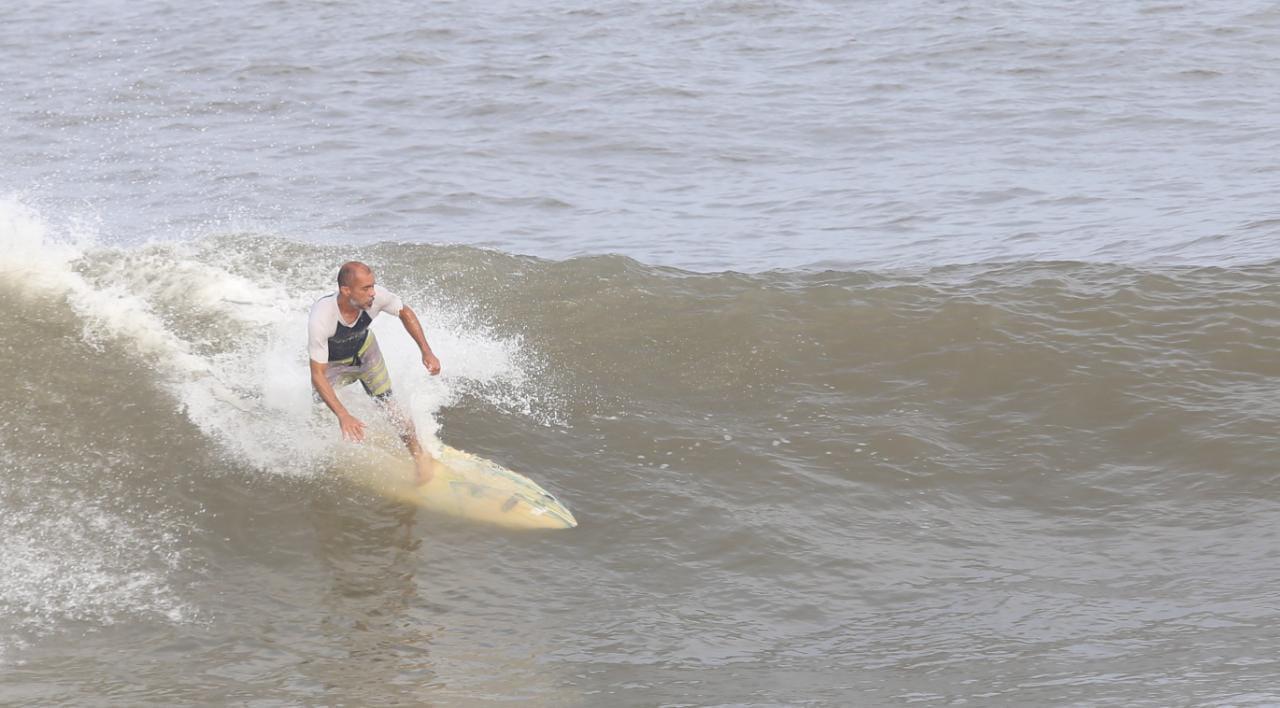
<box><xmin>324</xmin><ymin>331</ymin><xmax>393</xmax><ymax>400</ymax></box>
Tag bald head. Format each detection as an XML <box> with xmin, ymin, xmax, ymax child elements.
<box><xmin>336</xmin><ymin>261</ymin><xmax>378</xmax><ymax>311</ymax></box>
<box><xmin>337</xmin><ymin>261</ymin><xmax>372</xmax><ymax>287</ymax></box>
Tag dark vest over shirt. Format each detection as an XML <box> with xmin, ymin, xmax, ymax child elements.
<box><xmin>328</xmin><ymin>308</ymin><xmax>373</xmax><ymax>362</ymax></box>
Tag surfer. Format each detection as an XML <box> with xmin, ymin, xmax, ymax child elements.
<box><xmin>308</xmin><ymin>261</ymin><xmax>442</xmax><ymax>484</ymax></box>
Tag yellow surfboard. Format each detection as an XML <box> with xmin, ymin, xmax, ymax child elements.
<box><xmin>338</xmin><ymin>442</ymin><xmax>578</xmax><ymax>530</ymax></box>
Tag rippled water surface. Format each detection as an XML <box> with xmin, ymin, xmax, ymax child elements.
<box><xmin>6</xmin><ymin>1</ymin><xmax>1280</xmax><ymax>270</ymax></box>
<box><xmin>3</xmin><ymin>1</ymin><xmax>1280</xmax><ymax>706</ymax></box>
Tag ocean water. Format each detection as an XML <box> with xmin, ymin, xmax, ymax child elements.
<box><xmin>3</xmin><ymin>1</ymin><xmax>1280</xmax><ymax>706</ymax></box>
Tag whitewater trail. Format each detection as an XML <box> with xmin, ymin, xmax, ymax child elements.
<box><xmin>0</xmin><ymin>196</ymin><xmax>540</xmax><ymax>475</ymax></box>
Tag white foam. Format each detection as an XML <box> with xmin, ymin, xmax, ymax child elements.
<box><xmin>0</xmin><ymin>199</ymin><xmax>199</xmax><ymax>657</ymax></box>
<box><xmin>0</xmin><ymin>197</ymin><xmax>210</xmax><ymax>375</ymax></box>
<box><xmin>0</xmin><ymin>196</ymin><xmax>547</xmax><ymax>475</ymax></box>
<box><xmin>0</xmin><ymin>500</ymin><xmax>194</xmax><ymax>631</ymax></box>
<box><xmin>0</xmin><ymin>196</ymin><xmax>85</xmax><ymax>292</ymax></box>
<box><xmin>0</xmin><ymin>193</ymin><xmax>552</xmax><ymax>663</ymax></box>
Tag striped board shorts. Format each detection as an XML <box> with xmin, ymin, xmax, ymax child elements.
<box><xmin>325</xmin><ymin>331</ymin><xmax>393</xmax><ymax>399</ymax></box>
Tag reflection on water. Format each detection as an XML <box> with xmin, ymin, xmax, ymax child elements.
<box><xmin>310</xmin><ymin>490</ymin><xmax>443</xmax><ymax>701</ymax></box>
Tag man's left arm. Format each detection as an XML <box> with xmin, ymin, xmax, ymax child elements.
<box><xmin>398</xmin><ymin>304</ymin><xmax>441</xmax><ymax>375</ymax></box>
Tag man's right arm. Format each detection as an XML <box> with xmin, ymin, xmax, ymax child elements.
<box><xmin>310</xmin><ymin>359</ymin><xmax>366</xmax><ymax>442</ymax></box>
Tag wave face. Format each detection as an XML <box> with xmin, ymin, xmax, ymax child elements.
<box><xmin>4</xmin><ymin>199</ymin><xmax>1280</xmax><ymax>704</ymax></box>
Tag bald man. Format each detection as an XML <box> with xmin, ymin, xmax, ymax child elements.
<box><xmin>308</xmin><ymin>261</ymin><xmax>442</xmax><ymax>483</ymax></box>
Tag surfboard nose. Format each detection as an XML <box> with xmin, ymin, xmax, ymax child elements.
<box><xmin>496</xmin><ymin>491</ymin><xmax>577</xmax><ymax>530</ymax></box>
<box><xmin>538</xmin><ymin>493</ymin><xmax>578</xmax><ymax>529</ymax></box>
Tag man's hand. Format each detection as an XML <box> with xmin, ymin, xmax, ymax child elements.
<box><xmin>423</xmin><ymin>352</ymin><xmax>441</xmax><ymax>376</ymax></box>
<box><xmin>400</xmin><ymin>306</ymin><xmax>441</xmax><ymax>376</ymax></box>
<box><xmin>338</xmin><ymin>412</ymin><xmax>367</xmax><ymax>442</ymax></box>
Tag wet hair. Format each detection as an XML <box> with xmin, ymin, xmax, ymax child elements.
<box><xmin>337</xmin><ymin>261</ymin><xmax>372</xmax><ymax>287</ymax></box>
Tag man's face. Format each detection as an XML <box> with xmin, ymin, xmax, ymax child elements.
<box><xmin>341</xmin><ymin>269</ymin><xmax>377</xmax><ymax>310</ymax></box>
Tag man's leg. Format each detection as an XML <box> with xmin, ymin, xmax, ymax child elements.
<box><xmin>374</xmin><ymin>394</ymin><xmax>437</xmax><ymax>485</ymax></box>
<box><xmin>357</xmin><ymin>333</ymin><xmax>436</xmax><ymax>484</ymax></box>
